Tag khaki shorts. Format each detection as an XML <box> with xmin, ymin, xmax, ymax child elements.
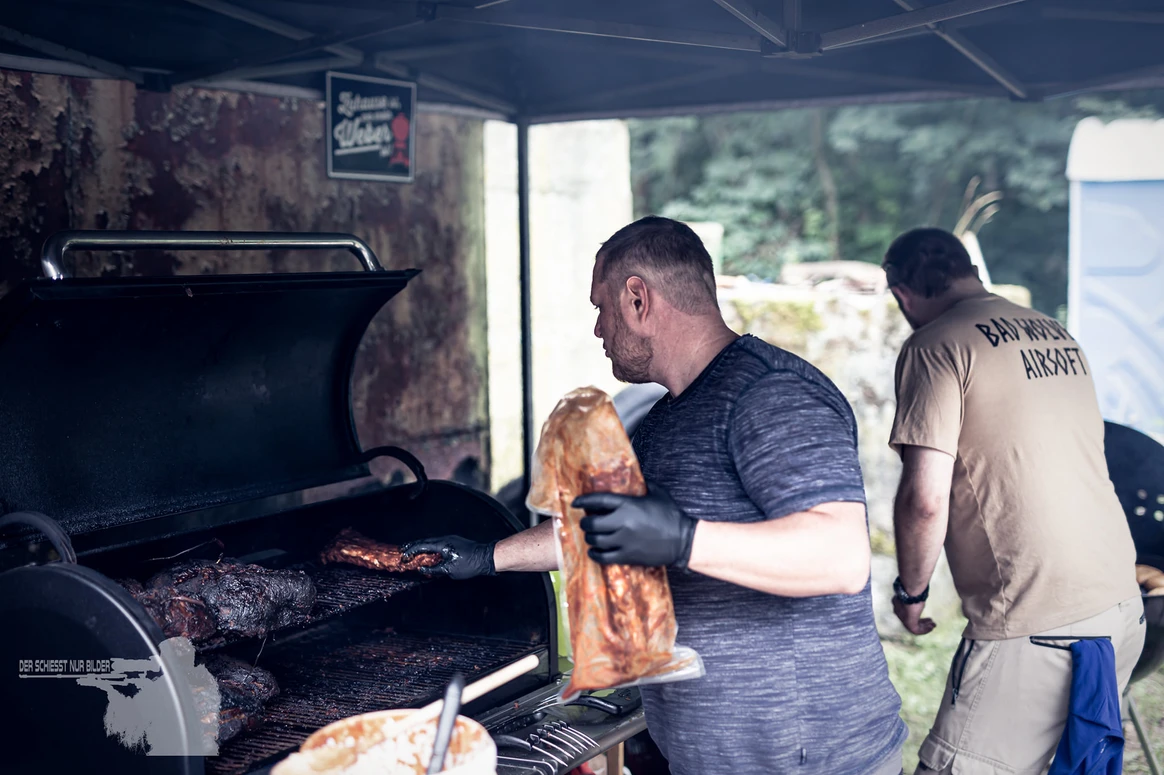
<box><xmin>915</xmin><ymin>596</ymin><xmax>1146</xmax><ymax>775</ymax></box>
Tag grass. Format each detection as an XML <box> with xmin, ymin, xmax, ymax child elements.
<box><xmin>1126</xmin><ymin>668</ymin><xmax>1164</xmax><ymax>774</ymax></box>
<box><xmin>881</xmin><ymin>614</ymin><xmax>968</xmax><ymax>774</ymax></box>
<box><xmin>881</xmin><ymin>616</ymin><xmax>1164</xmax><ymax>774</ymax></box>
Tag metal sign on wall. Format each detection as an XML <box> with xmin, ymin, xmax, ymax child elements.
<box><xmin>326</xmin><ymin>71</ymin><xmax>416</xmax><ymax>183</ymax></box>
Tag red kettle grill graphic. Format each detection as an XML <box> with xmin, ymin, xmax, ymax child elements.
<box><xmin>389</xmin><ymin>112</ymin><xmax>410</xmax><ymax>167</ymax></box>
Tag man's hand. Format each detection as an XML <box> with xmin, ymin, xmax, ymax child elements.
<box><xmin>893</xmin><ymin>597</ymin><xmax>936</xmax><ymax>635</ymax></box>
<box><xmin>401</xmin><ymin>536</ymin><xmax>496</xmax><ymax>580</ymax></box>
<box><xmin>573</xmin><ymin>483</ymin><xmax>698</xmax><ymax>569</ymax></box>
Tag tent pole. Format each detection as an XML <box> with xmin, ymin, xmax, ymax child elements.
<box><xmin>517</xmin><ymin>116</ymin><xmax>536</xmax><ymax>528</ymax></box>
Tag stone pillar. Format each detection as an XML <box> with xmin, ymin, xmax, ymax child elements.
<box><xmin>485</xmin><ymin>120</ymin><xmax>633</xmax><ymax>492</ymax></box>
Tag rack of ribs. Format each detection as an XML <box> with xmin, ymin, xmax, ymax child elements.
<box><xmin>319</xmin><ymin>528</ymin><xmax>442</xmax><ymax>572</ymax></box>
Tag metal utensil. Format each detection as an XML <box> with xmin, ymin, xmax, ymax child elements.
<box><xmin>427</xmin><ymin>672</ymin><xmax>465</xmax><ymax>774</ymax></box>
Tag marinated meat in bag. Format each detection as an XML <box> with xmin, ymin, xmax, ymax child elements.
<box><xmin>527</xmin><ymin>386</ymin><xmax>697</xmax><ymax>699</ymax></box>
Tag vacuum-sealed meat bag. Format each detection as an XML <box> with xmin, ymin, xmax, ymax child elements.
<box><xmin>527</xmin><ymin>386</ymin><xmax>703</xmax><ymax>701</ymax></box>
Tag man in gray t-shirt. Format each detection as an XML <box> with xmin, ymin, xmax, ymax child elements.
<box><xmin>406</xmin><ymin>216</ymin><xmax>907</xmax><ymax>774</ymax></box>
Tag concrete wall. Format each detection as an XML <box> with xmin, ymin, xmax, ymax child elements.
<box><xmin>0</xmin><ymin>69</ymin><xmax>488</xmax><ymax>486</ymax></box>
<box><xmin>485</xmin><ymin>120</ymin><xmax>632</xmax><ymax>493</ymax></box>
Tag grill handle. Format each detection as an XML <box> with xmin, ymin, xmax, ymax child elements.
<box><xmin>0</xmin><ymin>511</ymin><xmax>77</xmax><ymax>564</ymax></box>
<box><xmin>362</xmin><ymin>446</ymin><xmax>428</xmax><ymax>500</ymax></box>
<box><xmin>40</xmin><ymin>230</ymin><xmax>385</xmax><ymax>279</ymax></box>
<box><xmin>566</xmin><ymin>688</ymin><xmax>642</xmax><ymax>716</ymax></box>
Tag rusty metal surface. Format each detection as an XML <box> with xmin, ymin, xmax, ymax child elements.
<box><xmin>0</xmin><ymin>69</ymin><xmax>489</xmax><ymax>485</ymax></box>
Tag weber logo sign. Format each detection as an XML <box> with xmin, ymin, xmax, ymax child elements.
<box><xmin>326</xmin><ymin>72</ymin><xmax>416</xmax><ymax>183</ymax></box>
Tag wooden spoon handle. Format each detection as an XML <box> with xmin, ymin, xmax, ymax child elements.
<box><xmin>392</xmin><ymin>653</ymin><xmax>541</xmax><ymax>735</ymax></box>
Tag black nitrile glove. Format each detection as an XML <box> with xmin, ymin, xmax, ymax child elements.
<box><xmin>401</xmin><ymin>535</ymin><xmax>496</xmax><ymax>580</ymax></box>
<box><xmin>573</xmin><ymin>483</ymin><xmax>698</xmax><ymax>569</ymax></box>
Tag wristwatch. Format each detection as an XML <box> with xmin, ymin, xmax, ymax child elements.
<box><xmin>893</xmin><ymin>576</ymin><xmax>929</xmax><ymax>605</ymax></box>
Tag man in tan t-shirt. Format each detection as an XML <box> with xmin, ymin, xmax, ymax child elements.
<box><xmin>882</xmin><ymin>227</ymin><xmax>1144</xmax><ymax>774</ymax></box>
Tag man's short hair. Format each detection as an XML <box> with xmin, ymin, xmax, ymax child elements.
<box><xmin>596</xmin><ymin>216</ymin><xmax>718</xmax><ymax>314</ymax></box>
<box><xmin>882</xmin><ymin>228</ymin><xmax>977</xmax><ymax>298</ymax></box>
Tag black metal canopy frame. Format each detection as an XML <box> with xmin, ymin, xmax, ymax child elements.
<box><xmin>4</xmin><ymin>0</ymin><xmax>1164</xmax><ymax>523</ymax></box>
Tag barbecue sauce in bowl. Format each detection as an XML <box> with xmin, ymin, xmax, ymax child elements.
<box><xmin>273</xmin><ymin>708</ymin><xmax>497</xmax><ymax>775</ymax></box>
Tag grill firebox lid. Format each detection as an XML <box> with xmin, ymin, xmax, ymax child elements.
<box><xmin>0</xmin><ymin>269</ymin><xmax>419</xmax><ymax>536</ymax></box>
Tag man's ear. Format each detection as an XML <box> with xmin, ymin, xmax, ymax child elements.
<box><xmin>624</xmin><ymin>276</ymin><xmax>650</xmax><ymax>322</ymax></box>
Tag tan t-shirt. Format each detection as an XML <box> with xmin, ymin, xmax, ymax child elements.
<box><xmin>890</xmin><ymin>293</ymin><xmax>1139</xmax><ymax>639</ymax></box>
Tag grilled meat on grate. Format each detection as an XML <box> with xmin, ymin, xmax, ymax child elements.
<box><xmin>203</xmin><ymin>655</ymin><xmax>280</xmax><ymax>744</ymax></box>
<box><xmin>120</xmin><ymin>559</ymin><xmax>316</xmax><ymax>642</ymax></box>
<box><xmin>320</xmin><ymin>528</ymin><xmax>442</xmax><ymax>572</ymax></box>
<box><xmin>119</xmin><ymin>577</ymin><xmax>219</xmax><ymax>643</ymax></box>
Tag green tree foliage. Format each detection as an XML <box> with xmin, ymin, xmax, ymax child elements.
<box><xmin>629</xmin><ymin>92</ymin><xmax>1164</xmax><ymax>315</ymax></box>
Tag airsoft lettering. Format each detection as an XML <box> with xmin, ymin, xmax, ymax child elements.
<box><xmin>1021</xmin><ymin>347</ymin><xmax>1087</xmax><ymax>380</ymax></box>
<box><xmin>971</xmin><ymin>316</ymin><xmax>1086</xmax><ymax>381</ymax></box>
<box><xmin>974</xmin><ymin>316</ymin><xmax>1073</xmax><ymax>347</ymax></box>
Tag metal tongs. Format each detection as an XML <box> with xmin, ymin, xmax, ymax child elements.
<box><xmin>427</xmin><ymin>672</ymin><xmax>465</xmax><ymax>774</ymax></box>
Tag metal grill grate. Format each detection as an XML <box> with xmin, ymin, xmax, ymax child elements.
<box><xmin>302</xmin><ymin>565</ymin><xmax>424</xmax><ymax>622</ymax></box>
<box><xmin>206</xmin><ymin>629</ymin><xmax>538</xmax><ymax>775</ymax></box>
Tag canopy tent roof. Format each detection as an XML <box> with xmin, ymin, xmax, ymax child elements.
<box><xmin>4</xmin><ymin>0</ymin><xmax>1164</xmax><ymax>122</ymax></box>
<box><xmin>6</xmin><ymin>0</ymin><xmax>1163</xmax><ymax>514</ymax></box>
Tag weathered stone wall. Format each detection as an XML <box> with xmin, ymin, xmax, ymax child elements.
<box><xmin>0</xmin><ymin>69</ymin><xmax>488</xmax><ymax>486</ymax></box>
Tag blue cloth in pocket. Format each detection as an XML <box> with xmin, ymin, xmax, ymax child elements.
<box><xmin>1046</xmin><ymin>638</ymin><xmax>1124</xmax><ymax>775</ymax></box>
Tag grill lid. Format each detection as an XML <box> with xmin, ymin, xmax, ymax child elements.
<box><xmin>0</xmin><ymin>268</ymin><xmax>419</xmax><ymax>536</ymax></box>
<box><xmin>1104</xmin><ymin>420</ymin><xmax>1164</xmax><ymax>562</ymax></box>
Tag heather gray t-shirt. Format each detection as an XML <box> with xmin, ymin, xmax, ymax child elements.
<box><xmin>632</xmin><ymin>334</ymin><xmax>907</xmax><ymax>775</ymax></box>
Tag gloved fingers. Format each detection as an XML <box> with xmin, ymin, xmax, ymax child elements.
<box><xmin>402</xmin><ymin>537</ymin><xmax>455</xmax><ymax>559</ymax></box>
<box><xmin>588</xmin><ymin>547</ymin><xmax>630</xmax><ymax>565</ymax></box>
<box><xmin>583</xmin><ymin>527</ymin><xmax>627</xmax><ymax>550</ymax></box>
<box><xmin>579</xmin><ymin>513</ymin><xmax>622</xmax><ymax>534</ymax></box>
<box><xmin>417</xmin><ymin>563</ymin><xmax>449</xmax><ymax>578</ymax></box>
<box><xmin>572</xmin><ymin>492</ymin><xmax>630</xmax><ymax>513</ymax></box>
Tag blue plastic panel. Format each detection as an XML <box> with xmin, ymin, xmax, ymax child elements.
<box><xmin>1069</xmin><ymin>180</ymin><xmax>1164</xmax><ymax>441</ymax></box>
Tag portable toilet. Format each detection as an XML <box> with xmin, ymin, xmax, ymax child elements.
<box><xmin>1066</xmin><ymin>117</ymin><xmax>1164</xmax><ymax>442</ymax></box>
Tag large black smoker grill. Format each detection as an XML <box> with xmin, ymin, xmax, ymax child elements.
<box><xmin>1104</xmin><ymin>420</ymin><xmax>1164</xmax><ymax>774</ymax></box>
<box><xmin>0</xmin><ymin>232</ymin><xmax>645</xmax><ymax>775</ymax></box>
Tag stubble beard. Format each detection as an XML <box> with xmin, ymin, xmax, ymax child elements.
<box><xmin>608</xmin><ymin>310</ymin><xmax>653</xmax><ymax>384</ymax></box>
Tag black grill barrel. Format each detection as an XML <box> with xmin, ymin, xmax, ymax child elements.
<box><xmin>1103</xmin><ymin>420</ymin><xmax>1164</xmax><ymax>683</ymax></box>
<box><xmin>0</xmin><ymin>266</ymin><xmax>418</xmax><ymax>538</ymax></box>
<box><xmin>0</xmin><ymin>230</ymin><xmax>635</xmax><ymax>775</ymax></box>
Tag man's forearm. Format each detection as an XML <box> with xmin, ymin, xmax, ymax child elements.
<box><xmin>685</xmin><ymin>502</ymin><xmax>871</xmax><ymax>597</ymax></box>
<box><xmin>493</xmin><ymin>518</ymin><xmax>558</xmax><ymax>572</ymax></box>
<box><xmin>893</xmin><ymin>446</ymin><xmax>953</xmax><ymax>596</ymax></box>
<box><xmin>893</xmin><ymin>492</ymin><xmax>946</xmax><ymax>596</ymax></box>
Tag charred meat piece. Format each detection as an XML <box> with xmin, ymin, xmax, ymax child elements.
<box><xmin>320</xmin><ymin>528</ymin><xmax>442</xmax><ymax>572</ymax></box>
<box><xmin>137</xmin><ymin>560</ymin><xmax>316</xmax><ymax>639</ymax></box>
<box><xmin>200</xmin><ymin>655</ymin><xmax>280</xmax><ymax>744</ymax></box>
<box><xmin>118</xmin><ymin>578</ymin><xmax>219</xmax><ymax>644</ymax></box>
